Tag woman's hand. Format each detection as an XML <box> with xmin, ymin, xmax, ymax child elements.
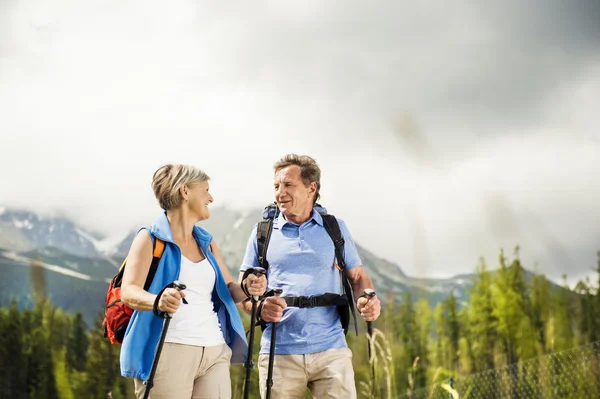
<box><xmin>157</xmin><ymin>288</ymin><xmax>186</xmax><ymax>313</ymax></box>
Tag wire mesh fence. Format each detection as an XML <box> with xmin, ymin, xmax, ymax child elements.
<box><xmin>398</xmin><ymin>341</ymin><xmax>600</xmax><ymax>399</ymax></box>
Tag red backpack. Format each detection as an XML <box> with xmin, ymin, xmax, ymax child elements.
<box><xmin>103</xmin><ymin>237</ymin><xmax>165</xmax><ymax>344</ymax></box>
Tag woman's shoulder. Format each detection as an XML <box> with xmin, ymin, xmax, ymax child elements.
<box><xmin>192</xmin><ymin>225</ymin><xmax>213</xmax><ymax>244</ymax></box>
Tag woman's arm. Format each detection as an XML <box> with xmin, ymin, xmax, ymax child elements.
<box><xmin>210</xmin><ymin>239</ymin><xmax>249</xmax><ymax>303</ymax></box>
<box><xmin>121</xmin><ymin>230</ymin><xmax>184</xmax><ymax>313</ymax></box>
<box><xmin>120</xmin><ymin>230</ymin><xmax>158</xmax><ymax>311</ymax></box>
<box><xmin>210</xmin><ymin>239</ymin><xmax>266</xmax><ymax>303</ymax></box>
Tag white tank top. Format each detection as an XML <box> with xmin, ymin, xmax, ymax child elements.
<box><xmin>164</xmin><ymin>256</ymin><xmax>225</xmax><ymax>347</ymax></box>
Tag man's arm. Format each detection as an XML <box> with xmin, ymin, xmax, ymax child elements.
<box><xmin>347</xmin><ymin>265</ymin><xmax>381</xmax><ymax>322</ymax></box>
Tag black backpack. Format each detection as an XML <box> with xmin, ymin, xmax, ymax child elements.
<box><xmin>256</xmin><ymin>202</ymin><xmax>358</xmax><ymax>335</ymax></box>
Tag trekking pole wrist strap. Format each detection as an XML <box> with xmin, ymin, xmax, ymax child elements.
<box><xmin>153</xmin><ymin>287</ymin><xmax>168</xmax><ymax>318</ymax></box>
<box><xmin>255</xmin><ymin>289</ymin><xmax>276</xmax><ymax>328</ymax></box>
<box><xmin>152</xmin><ymin>282</ymin><xmax>182</xmax><ymax>319</ymax></box>
<box><xmin>240</xmin><ymin>269</ymin><xmax>254</xmax><ymax>299</ymax></box>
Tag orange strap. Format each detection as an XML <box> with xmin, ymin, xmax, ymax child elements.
<box><xmin>153</xmin><ymin>238</ymin><xmax>165</xmax><ymax>258</ymax></box>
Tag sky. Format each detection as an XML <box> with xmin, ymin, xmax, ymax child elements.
<box><xmin>1</xmin><ymin>0</ymin><xmax>599</xmax><ymax>285</ymax></box>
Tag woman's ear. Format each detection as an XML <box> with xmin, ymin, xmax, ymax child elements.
<box><xmin>180</xmin><ymin>185</ymin><xmax>189</xmax><ymax>199</ymax></box>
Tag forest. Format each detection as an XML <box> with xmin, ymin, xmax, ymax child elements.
<box><xmin>1</xmin><ymin>248</ymin><xmax>599</xmax><ymax>399</ymax></box>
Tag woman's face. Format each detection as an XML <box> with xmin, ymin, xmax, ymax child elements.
<box><xmin>185</xmin><ymin>180</ymin><xmax>213</xmax><ymax>220</ymax></box>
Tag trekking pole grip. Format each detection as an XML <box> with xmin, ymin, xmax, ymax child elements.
<box><xmin>251</xmin><ymin>267</ymin><xmax>266</xmax><ymax>301</ymax></box>
<box><xmin>361</xmin><ymin>288</ymin><xmax>376</xmax><ymax>330</ymax></box>
<box><xmin>167</xmin><ymin>280</ymin><xmax>187</xmax><ymax>318</ymax></box>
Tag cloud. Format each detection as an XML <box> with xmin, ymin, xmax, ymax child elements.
<box><xmin>0</xmin><ymin>0</ymin><xmax>598</xmax><ymax>285</ymax></box>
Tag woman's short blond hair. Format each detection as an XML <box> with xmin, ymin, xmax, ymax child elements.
<box><xmin>151</xmin><ymin>164</ymin><xmax>210</xmax><ymax>210</ymax></box>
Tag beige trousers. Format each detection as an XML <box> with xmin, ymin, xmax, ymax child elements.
<box><xmin>134</xmin><ymin>342</ymin><xmax>232</xmax><ymax>399</ymax></box>
<box><xmin>257</xmin><ymin>347</ymin><xmax>356</xmax><ymax>399</ymax></box>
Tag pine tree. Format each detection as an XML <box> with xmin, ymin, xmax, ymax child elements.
<box><xmin>26</xmin><ymin>328</ymin><xmax>59</xmax><ymax>399</ymax></box>
<box><xmin>433</xmin><ymin>302</ymin><xmax>445</xmax><ymax>369</ymax></box>
<box><xmin>573</xmin><ymin>279</ymin><xmax>592</xmax><ymax>345</ymax></box>
<box><xmin>492</xmin><ymin>249</ymin><xmax>531</xmax><ymax>365</ymax></box>
<box><xmin>443</xmin><ymin>291</ymin><xmax>460</xmax><ymax>374</ymax></box>
<box><xmin>593</xmin><ymin>252</ymin><xmax>600</xmax><ymax>343</ymax></box>
<box><xmin>467</xmin><ymin>259</ymin><xmax>497</xmax><ymax>372</ymax></box>
<box><xmin>551</xmin><ymin>275</ymin><xmax>574</xmax><ymax>352</ymax></box>
<box><xmin>0</xmin><ymin>301</ymin><xmax>28</xmax><ymax>399</ymax></box>
<box><xmin>530</xmin><ymin>272</ymin><xmax>551</xmax><ymax>353</ymax></box>
<box><xmin>397</xmin><ymin>292</ymin><xmax>418</xmax><ymax>393</ymax></box>
<box><xmin>66</xmin><ymin>312</ymin><xmax>89</xmax><ymax>372</ymax></box>
<box><xmin>77</xmin><ymin>313</ymin><xmax>124</xmax><ymax>399</ymax></box>
<box><xmin>414</xmin><ymin>298</ymin><xmax>431</xmax><ymax>388</ymax></box>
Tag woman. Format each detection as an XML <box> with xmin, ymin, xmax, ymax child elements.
<box><xmin>120</xmin><ymin>164</ymin><xmax>266</xmax><ymax>398</ymax></box>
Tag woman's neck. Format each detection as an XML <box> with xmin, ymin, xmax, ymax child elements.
<box><xmin>166</xmin><ymin>208</ymin><xmax>197</xmax><ymax>244</ymax></box>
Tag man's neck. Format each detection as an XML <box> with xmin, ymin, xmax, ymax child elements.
<box><xmin>283</xmin><ymin>207</ymin><xmax>313</xmax><ymax>225</ymax></box>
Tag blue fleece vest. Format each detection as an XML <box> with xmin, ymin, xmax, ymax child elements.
<box><xmin>120</xmin><ymin>212</ymin><xmax>248</xmax><ymax>381</ymax></box>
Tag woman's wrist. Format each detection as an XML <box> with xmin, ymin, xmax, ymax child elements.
<box><xmin>240</xmin><ymin>279</ymin><xmax>251</xmax><ymax>298</ymax></box>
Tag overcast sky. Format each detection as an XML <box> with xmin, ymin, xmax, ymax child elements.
<box><xmin>1</xmin><ymin>0</ymin><xmax>599</xmax><ymax>285</ymax></box>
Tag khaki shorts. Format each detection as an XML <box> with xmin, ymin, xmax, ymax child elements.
<box><xmin>257</xmin><ymin>347</ymin><xmax>356</xmax><ymax>399</ymax></box>
<box><xmin>134</xmin><ymin>342</ymin><xmax>232</xmax><ymax>399</ymax></box>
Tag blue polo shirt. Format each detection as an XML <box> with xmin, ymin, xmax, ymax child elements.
<box><xmin>240</xmin><ymin>206</ymin><xmax>362</xmax><ymax>355</ymax></box>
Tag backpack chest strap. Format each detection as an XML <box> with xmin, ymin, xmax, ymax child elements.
<box><xmin>283</xmin><ymin>293</ymin><xmax>348</xmax><ymax>308</ymax></box>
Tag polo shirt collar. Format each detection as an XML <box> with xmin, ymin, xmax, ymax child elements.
<box><xmin>275</xmin><ymin>207</ymin><xmax>325</xmax><ymax>228</ymax></box>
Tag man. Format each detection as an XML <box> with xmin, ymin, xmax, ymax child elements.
<box><xmin>239</xmin><ymin>154</ymin><xmax>381</xmax><ymax>399</ymax></box>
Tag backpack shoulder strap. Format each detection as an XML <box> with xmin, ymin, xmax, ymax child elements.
<box><xmin>321</xmin><ymin>214</ymin><xmax>346</xmax><ymax>271</ymax></box>
<box><xmin>144</xmin><ymin>237</ymin><xmax>164</xmax><ymax>291</ymax></box>
<box><xmin>255</xmin><ymin>202</ymin><xmax>279</xmax><ymax>270</ymax></box>
<box><xmin>256</xmin><ymin>219</ymin><xmax>273</xmax><ymax>270</ymax></box>
<box><xmin>320</xmin><ymin>212</ymin><xmax>359</xmax><ymax>335</ymax></box>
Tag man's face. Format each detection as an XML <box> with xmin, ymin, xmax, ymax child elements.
<box><xmin>274</xmin><ymin>165</ymin><xmax>315</xmax><ymax>221</ymax></box>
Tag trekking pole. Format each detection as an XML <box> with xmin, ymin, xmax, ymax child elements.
<box><xmin>143</xmin><ymin>280</ymin><xmax>187</xmax><ymax>399</ymax></box>
<box><xmin>361</xmin><ymin>289</ymin><xmax>377</xmax><ymax>397</ymax></box>
<box><xmin>266</xmin><ymin>288</ymin><xmax>283</xmax><ymax>399</ymax></box>
<box><xmin>243</xmin><ymin>267</ymin><xmax>266</xmax><ymax>399</ymax></box>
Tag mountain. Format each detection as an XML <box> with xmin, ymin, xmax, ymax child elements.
<box><xmin>0</xmin><ymin>247</ymin><xmax>116</xmax><ymax>326</ymax></box>
<box><xmin>0</xmin><ymin>208</ymin><xmax>108</xmax><ymax>258</ymax></box>
<box><xmin>0</xmin><ymin>205</ymin><xmax>562</xmax><ymax>325</ymax></box>
<box><xmin>114</xmin><ymin>207</ymin><xmax>474</xmax><ymax>305</ymax></box>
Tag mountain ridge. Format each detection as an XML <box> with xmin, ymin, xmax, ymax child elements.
<box><xmin>0</xmin><ymin>205</ymin><xmax>568</xmax><ymax>325</ymax></box>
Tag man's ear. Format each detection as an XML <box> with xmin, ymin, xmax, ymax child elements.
<box><xmin>308</xmin><ymin>182</ymin><xmax>317</xmax><ymax>197</ymax></box>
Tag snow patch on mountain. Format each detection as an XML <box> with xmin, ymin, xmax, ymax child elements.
<box><xmin>13</xmin><ymin>218</ymin><xmax>34</xmax><ymax>229</ymax></box>
<box><xmin>96</xmin><ymin>232</ymin><xmax>132</xmax><ymax>257</ymax></box>
<box><xmin>2</xmin><ymin>250</ymin><xmax>93</xmax><ymax>281</ymax></box>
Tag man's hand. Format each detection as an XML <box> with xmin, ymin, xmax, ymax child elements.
<box><xmin>244</xmin><ymin>273</ymin><xmax>267</xmax><ymax>297</ymax></box>
<box><xmin>357</xmin><ymin>294</ymin><xmax>380</xmax><ymax>322</ymax></box>
<box><xmin>260</xmin><ymin>296</ymin><xmax>287</xmax><ymax>322</ymax></box>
